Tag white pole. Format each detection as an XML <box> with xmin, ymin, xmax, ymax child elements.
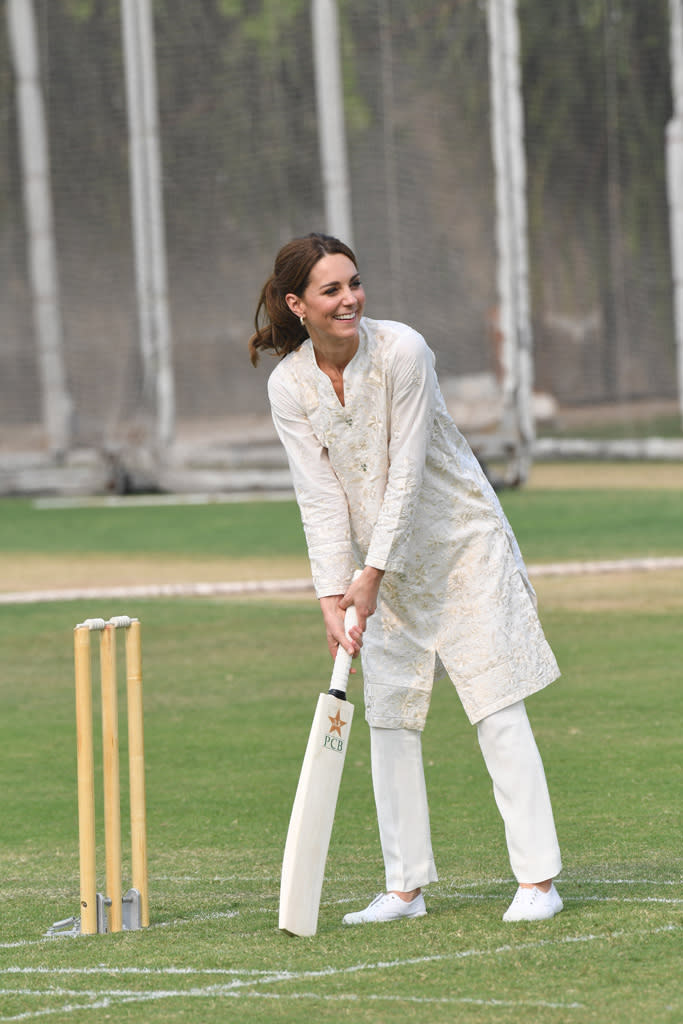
<box><xmin>7</xmin><ymin>0</ymin><xmax>72</xmax><ymax>455</ymax></box>
<box><xmin>667</xmin><ymin>0</ymin><xmax>683</xmax><ymax>429</ymax></box>
<box><xmin>506</xmin><ymin>0</ymin><xmax>535</xmax><ymax>471</ymax></box>
<box><xmin>121</xmin><ymin>0</ymin><xmax>174</xmax><ymax>450</ymax></box>
<box><xmin>311</xmin><ymin>0</ymin><xmax>353</xmax><ymax>245</ymax></box>
<box><xmin>487</xmin><ymin>0</ymin><xmax>534</xmax><ymax>482</ymax></box>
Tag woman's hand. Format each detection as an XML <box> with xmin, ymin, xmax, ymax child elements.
<box><xmin>320</xmin><ymin>594</ymin><xmax>361</xmax><ymax>663</ymax></box>
<box><xmin>319</xmin><ymin>567</ymin><xmax>384</xmax><ymax>663</ymax></box>
<box><xmin>339</xmin><ymin>565</ymin><xmax>384</xmax><ymax>632</ymax></box>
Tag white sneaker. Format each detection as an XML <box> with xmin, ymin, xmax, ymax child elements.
<box><xmin>342</xmin><ymin>891</ymin><xmax>427</xmax><ymax>925</ymax></box>
<box><xmin>503</xmin><ymin>883</ymin><xmax>563</xmax><ymax>922</ymax></box>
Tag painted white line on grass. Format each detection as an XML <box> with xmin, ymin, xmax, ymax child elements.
<box><xmin>2</xmin><ymin>556</ymin><xmax>683</xmax><ymax>605</ymax></box>
<box><xmin>151</xmin><ymin>873</ymin><xmax>680</xmax><ymax>887</ymax></box>
<box><xmin>0</xmin><ymin>578</ymin><xmax>313</xmax><ymax>605</ymax></box>
<box><xmin>151</xmin><ymin>910</ymin><xmax>240</xmax><ymax>928</ymax></box>
<box><xmin>1</xmin><ymin>927</ymin><xmax>677</xmax><ymax>1021</ymax></box>
<box><xmin>439</xmin><ymin>893</ymin><xmax>683</xmax><ymax>906</ymax></box>
<box><xmin>567</xmin><ymin>877</ymin><xmax>680</xmax><ymax>885</ymax></box>
<box><xmin>2</xmin><ymin>879</ymin><xmax>681</xmax><ymax>951</ymax></box>
<box><xmin>0</xmin><ymin>988</ymin><xmax>587</xmax><ymax>1021</ymax></box>
<box><xmin>3</xmin><ymin>923</ymin><xmax>678</xmax><ymax>981</ymax></box>
<box><xmin>529</xmin><ymin>556</ymin><xmax>683</xmax><ymax>576</ymax></box>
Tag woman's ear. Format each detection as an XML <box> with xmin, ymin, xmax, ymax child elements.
<box><xmin>285</xmin><ymin>293</ymin><xmax>303</xmax><ymax>318</ymax></box>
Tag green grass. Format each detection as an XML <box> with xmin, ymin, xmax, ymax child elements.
<box><xmin>501</xmin><ymin>488</ymin><xmax>683</xmax><ymax>562</ymax></box>
<box><xmin>0</xmin><ymin>599</ymin><xmax>680</xmax><ymax>1022</ymax></box>
<box><xmin>537</xmin><ymin>412</ymin><xmax>682</xmax><ymax>440</ymax></box>
<box><xmin>0</xmin><ymin>498</ymin><xmax>307</xmax><ymax>558</ymax></box>
<box><xmin>1</xmin><ymin>487</ymin><xmax>682</xmax><ymax>563</ymax></box>
<box><xmin>0</xmin><ymin>487</ymin><xmax>681</xmax><ymax>1022</ymax></box>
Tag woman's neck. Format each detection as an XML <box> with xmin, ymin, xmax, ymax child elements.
<box><xmin>312</xmin><ymin>335</ymin><xmax>359</xmax><ymax>406</ymax></box>
<box><xmin>311</xmin><ymin>332</ymin><xmax>359</xmax><ymax>374</ymax></box>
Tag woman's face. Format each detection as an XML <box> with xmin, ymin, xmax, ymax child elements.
<box><xmin>290</xmin><ymin>253</ymin><xmax>365</xmax><ymax>348</ymax></box>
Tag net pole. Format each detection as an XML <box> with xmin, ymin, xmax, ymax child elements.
<box><xmin>668</xmin><ymin>0</ymin><xmax>683</xmax><ymax>430</ymax></box>
<box><xmin>6</xmin><ymin>0</ymin><xmax>72</xmax><ymax>455</ymax></box>
<box><xmin>121</xmin><ymin>0</ymin><xmax>175</xmax><ymax>450</ymax></box>
<box><xmin>487</xmin><ymin>0</ymin><xmax>534</xmax><ymax>484</ymax></box>
<box><xmin>311</xmin><ymin>0</ymin><xmax>354</xmax><ymax>245</ymax></box>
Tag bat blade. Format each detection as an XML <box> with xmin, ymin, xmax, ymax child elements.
<box><xmin>278</xmin><ymin>691</ymin><xmax>354</xmax><ymax>936</ymax></box>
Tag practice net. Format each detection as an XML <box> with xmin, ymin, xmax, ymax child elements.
<box><xmin>0</xmin><ymin>0</ymin><xmax>677</xmax><ymax>491</ymax></box>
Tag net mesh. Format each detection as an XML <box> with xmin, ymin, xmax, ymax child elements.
<box><xmin>0</xmin><ymin>0</ymin><xmax>677</xmax><ymax>471</ymax></box>
<box><xmin>520</xmin><ymin>0</ymin><xmax>675</xmax><ymax>410</ymax></box>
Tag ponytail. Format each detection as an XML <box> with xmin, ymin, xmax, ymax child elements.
<box><xmin>248</xmin><ymin>276</ymin><xmax>308</xmax><ymax>366</ymax></box>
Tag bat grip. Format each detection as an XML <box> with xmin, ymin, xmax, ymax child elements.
<box><xmin>328</xmin><ymin>602</ymin><xmax>359</xmax><ymax>699</ymax></box>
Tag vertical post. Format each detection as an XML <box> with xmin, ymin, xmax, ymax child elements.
<box><xmin>668</xmin><ymin>0</ymin><xmax>683</xmax><ymax>429</ymax></box>
<box><xmin>311</xmin><ymin>0</ymin><xmax>354</xmax><ymax>244</ymax></box>
<box><xmin>126</xmin><ymin>620</ymin><xmax>149</xmax><ymax>927</ymax></box>
<box><xmin>487</xmin><ymin>0</ymin><xmax>534</xmax><ymax>483</ymax></box>
<box><xmin>100</xmin><ymin>625</ymin><xmax>122</xmax><ymax>933</ymax></box>
<box><xmin>121</xmin><ymin>0</ymin><xmax>175</xmax><ymax>450</ymax></box>
<box><xmin>7</xmin><ymin>0</ymin><xmax>72</xmax><ymax>455</ymax></box>
<box><xmin>74</xmin><ymin>626</ymin><xmax>97</xmax><ymax>936</ymax></box>
<box><xmin>378</xmin><ymin>0</ymin><xmax>402</xmax><ymax>313</ymax></box>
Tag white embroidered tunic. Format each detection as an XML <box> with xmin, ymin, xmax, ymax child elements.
<box><xmin>268</xmin><ymin>317</ymin><xmax>560</xmax><ymax>728</ymax></box>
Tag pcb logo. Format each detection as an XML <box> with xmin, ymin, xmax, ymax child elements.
<box><xmin>324</xmin><ymin>709</ymin><xmax>347</xmax><ymax>752</ymax></box>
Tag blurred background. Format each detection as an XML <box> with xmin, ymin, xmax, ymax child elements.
<box><xmin>1</xmin><ymin>0</ymin><xmax>681</xmax><ymax>494</ymax></box>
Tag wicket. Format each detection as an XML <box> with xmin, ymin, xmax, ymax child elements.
<box><xmin>51</xmin><ymin>615</ymin><xmax>149</xmax><ymax>936</ymax></box>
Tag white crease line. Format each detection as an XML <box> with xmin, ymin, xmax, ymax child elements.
<box><xmin>2</xmin><ymin>556</ymin><xmax>683</xmax><ymax>605</ymax></box>
<box><xmin>139</xmin><ymin>874</ymin><xmax>683</xmax><ymax>887</ymax></box>
<box><xmin>0</xmin><ymin>988</ymin><xmax>587</xmax><ymax>1020</ymax></box>
<box><xmin>0</xmin><ymin>927</ymin><xmax>678</xmax><ymax>1020</ymax></box>
<box><xmin>529</xmin><ymin>556</ymin><xmax>683</xmax><ymax>576</ymax></box>
<box><xmin>0</xmin><ymin>578</ymin><xmax>313</xmax><ymax>605</ymax></box>
<box><xmin>2</xmin><ymin>883</ymin><xmax>681</xmax><ymax>950</ymax></box>
<box><xmin>569</xmin><ymin>878</ymin><xmax>681</xmax><ymax>886</ymax></box>
<box><xmin>440</xmin><ymin>893</ymin><xmax>683</xmax><ymax>906</ymax></box>
<box><xmin>3</xmin><ymin>923</ymin><xmax>678</xmax><ymax>981</ymax></box>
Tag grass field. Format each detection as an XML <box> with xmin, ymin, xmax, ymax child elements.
<box><xmin>0</xmin><ymin>464</ymin><xmax>681</xmax><ymax>1022</ymax></box>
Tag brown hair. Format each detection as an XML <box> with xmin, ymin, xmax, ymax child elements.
<box><xmin>248</xmin><ymin>232</ymin><xmax>358</xmax><ymax>366</ymax></box>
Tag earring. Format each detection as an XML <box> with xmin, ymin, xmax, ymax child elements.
<box><xmin>299</xmin><ymin>315</ymin><xmax>305</xmax><ymax>326</ymax></box>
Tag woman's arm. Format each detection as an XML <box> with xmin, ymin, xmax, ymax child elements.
<box><xmin>269</xmin><ymin>372</ymin><xmax>356</xmax><ymax>598</ymax></box>
<box><xmin>364</xmin><ymin>329</ymin><xmax>437</xmax><ymax>573</ymax></box>
<box><xmin>269</xmin><ymin>372</ymin><xmax>361</xmax><ymax>659</ymax></box>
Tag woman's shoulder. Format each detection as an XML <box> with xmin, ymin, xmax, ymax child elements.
<box><xmin>268</xmin><ymin>339</ymin><xmax>314</xmax><ymax>383</ymax></box>
<box><xmin>361</xmin><ymin>317</ymin><xmax>432</xmax><ymax>364</ymax></box>
<box><xmin>267</xmin><ymin>340</ymin><xmax>315</xmax><ymax>405</ymax></box>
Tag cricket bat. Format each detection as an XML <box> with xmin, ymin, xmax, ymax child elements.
<box><xmin>278</xmin><ymin>596</ymin><xmax>359</xmax><ymax>937</ymax></box>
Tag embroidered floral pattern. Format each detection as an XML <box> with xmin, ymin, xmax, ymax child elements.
<box><xmin>268</xmin><ymin>318</ymin><xmax>560</xmax><ymax>727</ymax></box>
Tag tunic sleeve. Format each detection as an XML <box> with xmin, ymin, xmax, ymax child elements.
<box><xmin>365</xmin><ymin>329</ymin><xmax>436</xmax><ymax>573</ymax></box>
<box><xmin>268</xmin><ymin>371</ymin><xmax>356</xmax><ymax>597</ymax></box>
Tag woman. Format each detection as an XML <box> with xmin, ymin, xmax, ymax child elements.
<box><xmin>249</xmin><ymin>232</ymin><xmax>563</xmax><ymax>924</ymax></box>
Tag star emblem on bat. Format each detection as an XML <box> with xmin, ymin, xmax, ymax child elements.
<box><xmin>328</xmin><ymin>709</ymin><xmax>347</xmax><ymax>736</ymax></box>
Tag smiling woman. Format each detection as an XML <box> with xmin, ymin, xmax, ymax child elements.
<box><xmin>283</xmin><ymin>253</ymin><xmax>365</xmax><ymax>406</ymax></box>
<box><xmin>248</xmin><ymin>233</ymin><xmax>361</xmax><ymax>369</ymax></box>
<box><xmin>248</xmin><ymin>232</ymin><xmax>566</xmax><ymax>927</ymax></box>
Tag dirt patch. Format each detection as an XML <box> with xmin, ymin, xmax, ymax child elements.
<box><xmin>0</xmin><ymin>553</ymin><xmax>310</xmax><ymax>595</ymax></box>
<box><xmin>527</xmin><ymin>461</ymin><xmax>683</xmax><ymax>490</ymax></box>
<box><xmin>534</xmin><ymin>568</ymin><xmax>683</xmax><ymax>613</ymax></box>
<box><xmin>3</xmin><ymin>553</ymin><xmax>683</xmax><ymax>616</ymax></box>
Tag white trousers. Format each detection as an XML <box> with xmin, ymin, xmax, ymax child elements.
<box><xmin>370</xmin><ymin>700</ymin><xmax>561</xmax><ymax>891</ymax></box>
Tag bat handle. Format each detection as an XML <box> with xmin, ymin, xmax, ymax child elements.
<box><xmin>328</xmin><ymin>593</ymin><xmax>360</xmax><ymax>700</ymax></box>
